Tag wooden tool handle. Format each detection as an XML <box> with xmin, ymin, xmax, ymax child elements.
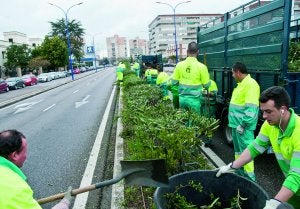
<box><xmin>37</xmin><ymin>184</ymin><xmax>95</xmax><ymax>204</ymax></box>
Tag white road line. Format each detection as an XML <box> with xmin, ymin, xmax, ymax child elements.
<box><xmin>72</xmin><ymin>86</ymin><xmax>116</xmax><ymax>209</ymax></box>
<box><xmin>73</xmin><ymin>90</ymin><xmax>79</xmax><ymax>93</ymax></box>
<box><xmin>43</xmin><ymin>104</ymin><xmax>56</xmax><ymax>112</ymax></box>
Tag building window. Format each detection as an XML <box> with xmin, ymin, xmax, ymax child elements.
<box><xmin>32</xmin><ymin>43</ymin><xmax>36</xmax><ymax>47</ymax></box>
<box><xmin>8</xmin><ymin>38</ymin><xmax>13</xmax><ymax>43</ymax></box>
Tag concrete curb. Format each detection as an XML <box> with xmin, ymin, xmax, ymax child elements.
<box><xmin>111</xmin><ymin>87</ymin><xmax>124</xmax><ymax>209</ymax></box>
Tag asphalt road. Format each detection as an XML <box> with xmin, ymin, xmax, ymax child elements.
<box><xmin>0</xmin><ymin>68</ymin><xmax>116</xmax><ymax>208</ymax></box>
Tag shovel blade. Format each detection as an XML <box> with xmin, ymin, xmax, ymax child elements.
<box><xmin>121</xmin><ymin>159</ymin><xmax>169</xmax><ymax>187</ymax></box>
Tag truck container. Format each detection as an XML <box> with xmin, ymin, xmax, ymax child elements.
<box><xmin>137</xmin><ymin>54</ymin><xmax>163</xmax><ymax>78</ymax></box>
<box><xmin>197</xmin><ymin>0</ymin><xmax>300</xmax><ymax>144</ymax></box>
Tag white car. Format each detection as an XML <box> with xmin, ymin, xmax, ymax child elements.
<box><xmin>38</xmin><ymin>73</ymin><xmax>52</xmax><ymax>82</ymax></box>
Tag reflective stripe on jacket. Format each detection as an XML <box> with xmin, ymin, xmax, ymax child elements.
<box><xmin>248</xmin><ymin>109</ymin><xmax>300</xmax><ymax>196</ymax></box>
<box><xmin>0</xmin><ymin>157</ymin><xmax>42</xmax><ymax>209</ymax></box>
<box><xmin>228</xmin><ymin>74</ymin><xmax>260</xmax><ymax>130</ymax></box>
<box><xmin>171</xmin><ymin>57</ymin><xmax>210</xmax><ymax>96</ymax></box>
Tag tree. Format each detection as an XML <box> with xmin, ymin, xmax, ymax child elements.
<box><xmin>49</xmin><ymin>18</ymin><xmax>85</xmax><ymax>64</ymax></box>
<box><xmin>28</xmin><ymin>56</ymin><xmax>50</xmax><ymax>70</ymax></box>
<box><xmin>4</xmin><ymin>44</ymin><xmax>31</xmax><ymax>75</ymax></box>
<box><xmin>41</xmin><ymin>36</ymin><xmax>68</xmax><ymax>69</ymax></box>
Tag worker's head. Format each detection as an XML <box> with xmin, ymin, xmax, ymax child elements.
<box><xmin>187</xmin><ymin>42</ymin><xmax>198</xmax><ymax>57</ymax></box>
<box><xmin>259</xmin><ymin>86</ymin><xmax>291</xmax><ymax>126</ymax></box>
<box><xmin>232</xmin><ymin>62</ymin><xmax>248</xmax><ymax>82</ymax></box>
<box><xmin>0</xmin><ymin>130</ymin><xmax>27</xmax><ymax>167</ymax></box>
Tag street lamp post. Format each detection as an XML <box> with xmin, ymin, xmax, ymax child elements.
<box><xmin>49</xmin><ymin>2</ymin><xmax>83</xmax><ymax>81</ymax></box>
<box><xmin>156</xmin><ymin>1</ymin><xmax>191</xmax><ymax>63</ymax></box>
<box><xmin>87</xmin><ymin>33</ymin><xmax>103</xmax><ymax>72</ymax></box>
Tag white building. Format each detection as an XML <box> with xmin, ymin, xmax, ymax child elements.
<box><xmin>129</xmin><ymin>37</ymin><xmax>148</xmax><ymax>60</ymax></box>
<box><xmin>0</xmin><ymin>31</ymin><xmax>43</xmax><ymax>77</ymax></box>
<box><xmin>148</xmin><ymin>14</ymin><xmax>222</xmax><ymax>59</ymax></box>
<box><xmin>106</xmin><ymin>35</ymin><xmax>127</xmax><ymax>64</ymax></box>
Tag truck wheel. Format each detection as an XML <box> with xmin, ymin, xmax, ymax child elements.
<box><xmin>224</xmin><ymin>124</ymin><xmax>233</xmax><ymax>145</ymax></box>
<box><xmin>222</xmin><ymin>116</ymin><xmax>233</xmax><ymax>145</ymax></box>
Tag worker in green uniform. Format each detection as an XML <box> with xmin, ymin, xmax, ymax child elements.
<box><xmin>149</xmin><ymin>64</ymin><xmax>158</xmax><ymax>85</ymax></box>
<box><xmin>171</xmin><ymin>41</ymin><xmax>211</xmax><ymax>114</ymax></box>
<box><xmin>144</xmin><ymin>65</ymin><xmax>152</xmax><ymax>84</ymax></box>
<box><xmin>228</xmin><ymin>62</ymin><xmax>260</xmax><ymax>181</ymax></box>
<box><xmin>0</xmin><ymin>129</ymin><xmax>72</xmax><ymax>209</ymax></box>
<box><xmin>156</xmin><ymin>66</ymin><xmax>170</xmax><ymax>100</ymax></box>
<box><xmin>116</xmin><ymin>62</ymin><xmax>125</xmax><ymax>86</ymax></box>
<box><xmin>132</xmin><ymin>61</ymin><xmax>140</xmax><ymax>78</ymax></box>
<box><xmin>216</xmin><ymin>86</ymin><xmax>300</xmax><ymax>209</ymax></box>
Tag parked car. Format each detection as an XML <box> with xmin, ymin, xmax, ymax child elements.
<box><xmin>37</xmin><ymin>73</ymin><xmax>52</xmax><ymax>82</ymax></box>
<box><xmin>0</xmin><ymin>78</ymin><xmax>9</xmax><ymax>92</ymax></box>
<box><xmin>6</xmin><ymin>77</ymin><xmax>26</xmax><ymax>90</ymax></box>
<box><xmin>21</xmin><ymin>74</ymin><xmax>38</xmax><ymax>86</ymax></box>
<box><xmin>48</xmin><ymin>72</ymin><xmax>60</xmax><ymax>80</ymax></box>
<box><xmin>73</xmin><ymin>68</ymin><xmax>80</xmax><ymax>74</ymax></box>
<box><xmin>56</xmin><ymin>71</ymin><xmax>67</xmax><ymax>78</ymax></box>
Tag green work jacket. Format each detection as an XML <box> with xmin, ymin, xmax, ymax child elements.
<box><xmin>0</xmin><ymin>157</ymin><xmax>41</xmax><ymax>209</ymax></box>
<box><xmin>248</xmin><ymin>109</ymin><xmax>300</xmax><ymax>196</ymax></box>
<box><xmin>133</xmin><ymin>62</ymin><xmax>140</xmax><ymax>70</ymax></box>
<box><xmin>171</xmin><ymin>57</ymin><xmax>210</xmax><ymax>97</ymax></box>
<box><xmin>228</xmin><ymin>74</ymin><xmax>260</xmax><ymax>130</ymax></box>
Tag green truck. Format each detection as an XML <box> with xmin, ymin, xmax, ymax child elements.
<box><xmin>137</xmin><ymin>54</ymin><xmax>163</xmax><ymax>78</ymax></box>
<box><xmin>197</xmin><ymin>0</ymin><xmax>300</xmax><ymax>144</ymax></box>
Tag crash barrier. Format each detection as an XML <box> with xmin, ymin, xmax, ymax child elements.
<box><xmin>154</xmin><ymin>170</ymin><xmax>269</xmax><ymax>209</ymax></box>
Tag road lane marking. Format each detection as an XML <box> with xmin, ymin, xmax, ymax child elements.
<box><xmin>73</xmin><ymin>90</ymin><xmax>79</xmax><ymax>93</ymax></box>
<box><xmin>72</xmin><ymin>86</ymin><xmax>116</xmax><ymax>209</ymax></box>
<box><xmin>43</xmin><ymin>104</ymin><xmax>56</xmax><ymax>112</ymax></box>
<box><xmin>75</xmin><ymin>95</ymin><xmax>90</xmax><ymax>108</ymax></box>
<box><xmin>14</xmin><ymin>100</ymin><xmax>43</xmax><ymax>114</ymax></box>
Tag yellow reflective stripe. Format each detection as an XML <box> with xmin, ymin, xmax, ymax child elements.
<box><xmin>245</xmin><ymin>103</ymin><xmax>259</xmax><ymax>108</ymax></box>
<box><xmin>293</xmin><ymin>152</ymin><xmax>300</xmax><ymax>159</ymax></box>
<box><xmin>290</xmin><ymin>167</ymin><xmax>300</xmax><ymax>175</ymax></box>
<box><xmin>252</xmin><ymin>141</ymin><xmax>266</xmax><ymax>153</ymax></box>
<box><xmin>179</xmin><ymin>84</ymin><xmax>202</xmax><ymax>89</ymax></box>
<box><xmin>257</xmin><ymin>133</ymin><xmax>270</xmax><ymax>142</ymax></box>
<box><xmin>275</xmin><ymin>153</ymin><xmax>291</xmax><ymax>165</ymax></box>
<box><xmin>230</xmin><ymin>103</ymin><xmax>244</xmax><ymax>109</ymax></box>
<box><xmin>245</xmin><ymin>111</ymin><xmax>256</xmax><ymax>117</ymax></box>
<box><xmin>229</xmin><ymin>112</ymin><xmax>244</xmax><ymax>118</ymax></box>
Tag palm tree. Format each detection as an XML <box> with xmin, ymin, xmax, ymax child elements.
<box><xmin>49</xmin><ymin>18</ymin><xmax>85</xmax><ymax>64</ymax></box>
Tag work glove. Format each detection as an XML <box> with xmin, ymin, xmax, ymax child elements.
<box><xmin>263</xmin><ymin>199</ymin><xmax>281</xmax><ymax>209</ymax></box>
<box><xmin>277</xmin><ymin>202</ymin><xmax>295</xmax><ymax>209</ymax></box>
<box><xmin>52</xmin><ymin>186</ymin><xmax>73</xmax><ymax>209</ymax></box>
<box><xmin>215</xmin><ymin>162</ymin><xmax>236</xmax><ymax>177</ymax></box>
<box><xmin>236</xmin><ymin>124</ymin><xmax>244</xmax><ymax>135</ymax></box>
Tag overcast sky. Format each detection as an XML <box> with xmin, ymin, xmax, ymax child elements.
<box><xmin>1</xmin><ymin>0</ymin><xmax>248</xmax><ymax>55</ymax></box>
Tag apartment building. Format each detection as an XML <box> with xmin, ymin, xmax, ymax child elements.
<box><xmin>129</xmin><ymin>37</ymin><xmax>148</xmax><ymax>60</ymax></box>
<box><xmin>106</xmin><ymin>35</ymin><xmax>127</xmax><ymax>64</ymax></box>
<box><xmin>148</xmin><ymin>14</ymin><xmax>222</xmax><ymax>59</ymax></box>
<box><xmin>0</xmin><ymin>31</ymin><xmax>43</xmax><ymax>77</ymax></box>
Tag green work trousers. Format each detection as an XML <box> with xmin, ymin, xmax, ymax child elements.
<box><xmin>232</xmin><ymin>129</ymin><xmax>256</xmax><ymax>181</ymax></box>
<box><xmin>179</xmin><ymin>95</ymin><xmax>201</xmax><ymax>114</ymax></box>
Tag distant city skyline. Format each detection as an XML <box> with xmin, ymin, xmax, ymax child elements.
<box><xmin>1</xmin><ymin>0</ymin><xmax>247</xmax><ymax>56</ymax></box>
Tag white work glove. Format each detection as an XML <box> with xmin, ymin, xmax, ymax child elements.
<box><xmin>52</xmin><ymin>186</ymin><xmax>73</xmax><ymax>209</ymax></box>
<box><xmin>276</xmin><ymin>202</ymin><xmax>295</xmax><ymax>209</ymax></box>
<box><xmin>263</xmin><ymin>199</ymin><xmax>282</xmax><ymax>209</ymax></box>
<box><xmin>236</xmin><ymin>124</ymin><xmax>244</xmax><ymax>135</ymax></box>
<box><xmin>216</xmin><ymin>162</ymin><xmax>236</xmax><ymax>177</ymax></box>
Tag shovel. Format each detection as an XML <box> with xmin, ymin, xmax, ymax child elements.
<box><xmin>37</xmin><ymin>159</ymin><xmax>169</xmax><ymax>204</ymax></box>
